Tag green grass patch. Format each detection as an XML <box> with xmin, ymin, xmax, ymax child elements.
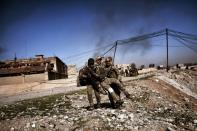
<box><xmin>0</xmin><ymin>93</ymin><xmax>71</xmax><ymax>120</ymax></box>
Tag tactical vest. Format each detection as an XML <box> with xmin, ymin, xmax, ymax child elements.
<box><xmin>106</xmin><ymin>67</ymin><xmax>118</xmax><ymax>79</ymax></box>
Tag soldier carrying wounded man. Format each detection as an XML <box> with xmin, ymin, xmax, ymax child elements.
<box><xmin>79</xmin><ymin>57</ymin><xmax>132</xmax><ymax>110</ymax></box>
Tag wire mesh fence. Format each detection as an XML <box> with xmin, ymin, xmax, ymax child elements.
<box><xmin>65</xmin><ymin>28</ymin><xmax>197</xmax><ymax>70</ymax></box>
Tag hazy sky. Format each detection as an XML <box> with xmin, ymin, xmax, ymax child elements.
<box><xmin>0</xmin><ymin>0</ymin><xmax>197</xmax><ymax>67</ymax></box>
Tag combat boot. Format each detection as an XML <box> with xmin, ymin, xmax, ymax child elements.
<box><xmin>88</xmin><ymin>106</ymin><xmax>94</xmax><ymax>110</ymax></box>
<box><xmin>88</xmin><ymin>103</ymin><xmax>94</xmax><ymax>110</ymax></box>
<box><xmin>125</xmin><ymin>92</ymin><xmax>132</xmax><ymax>99</ymax></box>
<box><xmin>116</xmin><ymin>100</ymin><xmax>124</xmax><ymax>106</ymax></box>
<box><xmin>113</xmin><ymin>100</ymin><xmax>124</xmax><ymax>109</ymax></box>
<box><xmin>95</xmin><ymin>103</ymin><xmax>101</xmax><ymax>108</ymax></box>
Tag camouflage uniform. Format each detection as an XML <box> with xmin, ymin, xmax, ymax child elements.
<box><xmin>125</xmin><ymin>69</ymin><xmax>129</xmax><ymax>77</ymax></box>
<box><xmin>129</xmin><ymin>63</ymin><xmax>139</xmax><ymax>76</ymax></box>
<box><xmin>104</xmin><ymin>57</ymin><xmax>131</xmax><ymax>99</ymax></box>
<box><xmin>79</xmin><ymin>59</ymin><xmax>102</xmax><ymax>109</ymax></box>
<box><xmin>100</xmin><ymin>77</ymin><xmax>122</xmax><ymax>104</ymax></box>
<box><xmin>120</xmin><ymin>68</ymin><xmax>125</xmax><ymax>77</ymax></box>
<box><xmin>86</xmin><ymin>85</ymin><xmax>101</xmax><ymax>108</ymax></box>
<box><xmin>94</xmin><ymin>56</ymin><xmax>122</xmax><ymax>107</ymax></box>
<box><xmin>87</xmin><ymin>56</ymin><xmax>106</xmax><ymax>108</ymax></box>
<box><xmin>94</xmin><ymin>57</ymin><xmax>107</xmax><ymax>95</ymax></box>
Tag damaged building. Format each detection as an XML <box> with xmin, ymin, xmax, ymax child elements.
<box><xmin>0</xmin><ymin>55</ymin><xmax>68</xmax><ymax>85</ymax></box>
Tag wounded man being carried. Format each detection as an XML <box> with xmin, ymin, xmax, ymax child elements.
<box><xmin>79</xmin><ymin>58</ymin><xmax>124</xmax><ymax>109</ymax></box>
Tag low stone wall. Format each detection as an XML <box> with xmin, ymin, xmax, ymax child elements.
<box><xmin>138</xmin><ymin>68</ymin><xmax>157</xmax><ymax>74</ymax></box>
<box><xmin>0</xmin><ymin>76</ymin><xmax>79</xmax><ymax>104</ymax></box>
<box><xmin>0</xmin><ymin>73</ymin><xmax>47</xmax><ymax>85</ymax></box>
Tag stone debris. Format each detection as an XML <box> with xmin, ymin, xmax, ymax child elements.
<box><xmin>166</xmin><ymin>127</ymin><xmax>176</xmax><ymax>131</ymax></box>
<box><xmin>31</xmin><ymin>123</ymin><xmax>36</xmax><ymax>128</ymax></box>
<box><xmin>194</xmin><ymin>119</ymin><xmax>197</xmax><ymax>124</ymax></box>
<box><xmin>156</xmin><ymin>70</ymin><xmax>197</xmax><ymax>99</ymax></box>
<box><xmin>25</xmin><ymin>123</ymin><xmax>30</xmax><ymax>128</ymax></box>
<box><xmin>10</xmin><ymin>127</ymin><xmax>15</xmax><ymax>131</ymax></box>
<box><xmin>0</xmin><ymin>70</ymin><xmax>196</xmax><ymax>130</ymax></box>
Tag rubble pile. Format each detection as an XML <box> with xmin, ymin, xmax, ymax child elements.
<box><xmin>168</xmin><ymin>70</ymin><xmax>197</xmax><ymax>94</ymax></box>
<box><xmin>156</xmin><ymin>69</ymin><xmax>197</xmax><ymax>99</ymax></box>
<box><xmin>0</xmin><ymin>70</ymin><xmax>196</xmax><ymax>130</ymax></box>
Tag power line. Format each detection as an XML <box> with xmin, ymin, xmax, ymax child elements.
<box><xmin>118</xmin><ymin>29</ymin><xmax>166</xmax><ymax>45</ymax></box>
<box><xmin>151</xmin><ymin>44</ymin><xmax>185</xmax><ymax>47</ymax></box>
<box><xmin>63</xmin><ymin>28</ymin><xmax>197</xmax><ymax>66</ymax></box>
<box><xmin>102</xmin><ymin>43</ymin><xmax>116</xmax><ymax>56</ymax></box>
<box><xmin>66</xmin><ymin>53</ymin><xmax>91</xmax><ymax>63</ymax></box>
<box><xmin>169</xmin><ymin>29</ymin><xmax>197</xmax><ymax>40</ymax></box>
<box><xmin>170</xmin><ymin>35</ymin><xmax>197</xmax><ymax>54</ymax></box>
<box><xmin>65</xmin><ymin>43</ymin><xmax>114</xmax><ymax>59</ymax></box>
<box><xmin>169</xmin><ymin>32</ymin><xmax>197</xmax><ymax>46</ymax></box>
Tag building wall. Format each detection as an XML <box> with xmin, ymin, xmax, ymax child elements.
<box><xmin>0</xmin><ymin>56</ymin><xmax>68</xmax><ymax>85</ymax></box>
<box><xmin>0</xmin><ymin>73</ymin><xmax>47</xmax><ymax>85</ymax></box>
<box><xmin>0</xmin><ymin>75</ymin><xmax>22</xmax><ymax>85</ymax></box>
<box><xmin>55</xmin><ymin>57</ymin><xmax>66</xmax><ymax>74</ymax></box>
<box><xmin>24</xmin><ymin>73</ymin><xmax>47</xmax><ymax>83</ymax></box>
<box><xmin>49</xmin><ymin>58</ymin><xmax>57</xmax><ymax>72</ymax></box>
<box><xmin>47</xmin><ymin>57</ymin><xmax>67</xmax><ymax>78</ymax></box>
<box><xmin>48</xmin><ymin>72</ymin><xmax>66</xmax><ymax>80</ymax></box>
<box><xmin>67</xmin><ymin>65</ymin><xmax>78</xmax><ymax>75</ymax></box>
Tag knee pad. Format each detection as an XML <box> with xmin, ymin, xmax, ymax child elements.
<box><xmin>108</xmin><ymin>87</ymin><xmax>114</xmax><ymax>93</ymax></box>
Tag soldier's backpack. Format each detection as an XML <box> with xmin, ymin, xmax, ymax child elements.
<box><xmin>78</xmin><ymin>68</ymin><xmax>88</xmax><ymax>86</ymax></box>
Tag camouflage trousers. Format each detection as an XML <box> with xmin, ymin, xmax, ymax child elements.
<box><xmin>100</xmin><ymin>78</ymin><xmax>120</xmax><ymax>102</ymax></box>
<box><xmin>86</xmin><ymin>85</ymin><xmax>101</xmax><ymax>107</ymax></box>
<box><xmin>101</xmin><ymin>78</ymin><xmax>130</xmax><ymax>101</ymax></box>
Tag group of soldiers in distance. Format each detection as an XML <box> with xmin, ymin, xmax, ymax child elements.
<box><xmin>78</xmin><ymin>56</ymin><xmax>133</xmax><ymax>110</ymax></box>
<box><xmin>117</xmin><ymin>63</ymin><xmax>139</xmax><ymax>77</ymax></box>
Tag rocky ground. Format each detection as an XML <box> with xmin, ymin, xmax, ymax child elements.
<box><xmin>0</xmin><ymin>69</ymin><xmax>197</xmax><ymax>131</ymax></box>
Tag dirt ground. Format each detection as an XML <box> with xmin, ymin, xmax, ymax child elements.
<box><xmin>0</xmin><ymin>69</ymin><xmax>196</xmax><ymax>131</ymax></box>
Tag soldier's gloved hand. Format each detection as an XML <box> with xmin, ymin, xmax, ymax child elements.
<box><xmin>87</xmin><ymin>73</ymin><xmax>91</xmax><ymax>79</ymax></box>
<box><xmin>99</xmin><ymin>75</ymin><xmax>105</xmax><ymax>81</ymax></box>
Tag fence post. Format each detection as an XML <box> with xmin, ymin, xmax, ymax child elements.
<box><xmin>166</xmin><ymin>28</ymin><xmax>169</xmax><ymax>72</ymax></box>
<box><xmin>113</xmin><ymin>41</ymin><xmax>118</xmax><ymax>64</ymax></box>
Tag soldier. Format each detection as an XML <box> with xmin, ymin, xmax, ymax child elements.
<box><xmin>125</xmin><ymin>69</ymin><xmax>129</xmax><ymax>77</ymax></box>
<box><xmin>125</xmin><ymin>66</ymin><xmax>130</xmax><ymax>77</ymax></box>
<box><xmin>120</xmin><ymin>67</ymin><xmax>125</xmax><ymax>77</ymax></box>
<box><xmin>94</xmin><ymin>56</ymin><xmax>122</xmax><ymax>108</ymax></box>
<box><xmin>95</xmin><ymin>56</ymin><xmax>104</xmax><ymax>66</ymax></box>
<box><xmin>91</xmin><ymin>56</ymin><xmax>107</xmax><ymax>108</ymax></box>
<box><xmin>95</xmin><ymin>56</ymin><xmax>105</xmax><ymax>79</ymax></box>
<box><xmin>104</xmin><ymin>57</ymin><xmax>131</xmax><ymax>99</ymax></box>
<box><xmin>78</xmin><ymin>58</ymin><xmax>103</xmax><ymax>110</ymax></box>
<box><xmin>129</xmin><ymin>63</ymin><xmax>138</xmax><ymax>76</ymax></box>
<box><xmin>79</xmin><ymin>58</ymin><xmax>121</xmax><ymax>109</ymax></box>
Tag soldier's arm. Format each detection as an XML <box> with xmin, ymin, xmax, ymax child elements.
<box><xmin>87</xmin><ymin>67</ymin><xmax>102</xmax><ymax>80</ymax></box>
<box><xmin>112</xmin><ymin>66</ymin><xmax>122</xmax><ymax>81</ymax></box>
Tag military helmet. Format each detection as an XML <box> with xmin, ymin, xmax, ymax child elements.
<box><xmin>130</xmin><ymin>63</ymin><xmax>136</xmax><ymax>68</ymax></box>
<box><xmin>105</xmin><ymin>56</ymin><xmax>112</xmax><ymax>62</ymax></box>
<box><xmin>96</xmin><ymin>56</ymin><xmax>103</xmax><ymax>61</ymax></box>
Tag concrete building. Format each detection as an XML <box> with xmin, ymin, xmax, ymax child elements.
<box><xmin>0</xmin><ymin>55</ymin><xmax>68</xmax><ymax>85</ymax></box>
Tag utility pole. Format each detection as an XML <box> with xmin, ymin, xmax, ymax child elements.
<box><xmin>113</xmin><ymin>41</ymin><xmax>118</xmax><ymax>64</ymax></box>
<box><xmin>166</xmin><ymin>28</ymin><xmax>169</xmax><ymax>72</ymax></box>
<box><xmin>14</xmin><ymin>53</ymin><xmax>17</xmax><ymax>62</ymax></box>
